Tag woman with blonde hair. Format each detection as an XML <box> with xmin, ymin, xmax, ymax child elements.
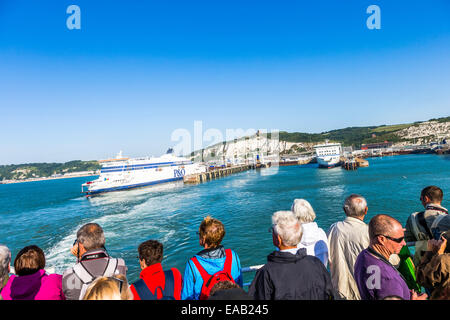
<box><xmin>83</xmin><ymin>274</ymin><xmax>133</xmax><ymax>300</ymax></box>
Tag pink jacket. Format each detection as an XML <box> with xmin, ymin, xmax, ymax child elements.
<box><xmin>0</xmin><ymin>269</ymin><xmax>65</xmax><ymax>300</ymax></box>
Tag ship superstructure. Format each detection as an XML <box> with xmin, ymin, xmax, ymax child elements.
<box><xmin>82</xmin><ymin>150</ymin><xmax>206</xmax><ymax>196</ymax></box>
<box><xmin>314</xmin><ymin>142</ymin><xmax>342</xmax><ymax>168</ymax></box>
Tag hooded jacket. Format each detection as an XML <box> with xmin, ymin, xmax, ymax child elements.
<box><xmin>297</xmin><ymin>222</ymin><xmax>329</xmax><ymax>266</ymax></box>
<box><xmin>181</xmin><ymin>246</ymin><xmax>243</xmax><ymax>300</ymax></box>
<box><xmin>248</xmin><ymin>248</ymin><xmax>337</xmax><ymax>300</ymax></box>
<box><xmin>0</xmin><ymin>269</ymin><xmax>65</xmax><ymax>300</ymax></box>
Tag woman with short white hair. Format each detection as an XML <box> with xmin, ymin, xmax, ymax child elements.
<box><xmin>291</xmin><ymin>199</ymin><xmax>329</xmax><ymax>266</ymax></box>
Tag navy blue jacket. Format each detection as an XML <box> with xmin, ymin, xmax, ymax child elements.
<box><xmin>248</xmin><ymin>248</ymin><xmax>338</xmax><ymax>300</ymax></box>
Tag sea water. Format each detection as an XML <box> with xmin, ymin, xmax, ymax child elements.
<box><xmin>0</xmin><ymin>154</ymin><xmax>449</xmax><ymax>284</ymax></box>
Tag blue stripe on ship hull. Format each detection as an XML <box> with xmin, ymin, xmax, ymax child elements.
<box><xmin>85</xmin><ymin>177</ymin><xmax>183</xmax><ymax>195</ymax></box>
<box><xmin>318</xmin><ymin>162</ymin><xmax>342</xmax><ymax>169</ymax></box>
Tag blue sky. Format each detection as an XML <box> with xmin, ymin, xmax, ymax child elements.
<box><xmin>0</xmin><ymin>0</ymin><xmax>449</xmax><ymax>164</ymax></box>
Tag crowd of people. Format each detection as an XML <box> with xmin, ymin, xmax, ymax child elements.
<box><xmin>0</xmin><ymin>185</ymin><xmax>449</xmax><ymax>301</ymax></box>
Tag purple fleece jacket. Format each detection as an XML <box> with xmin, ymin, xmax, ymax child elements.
<box><xmin>354</xmin><ymin>249</ymin><xmax>411</xmax><ymax>300</ymax></box>
<box><xmin>0</xmin><ymin>269</ymin><xmax>65</xmax><ymax>300</ymax></box>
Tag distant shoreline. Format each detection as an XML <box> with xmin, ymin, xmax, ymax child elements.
<box><xmin>0</xmin><ymin>173</ymin><xmax>98</xmax><ymax>185</ymax></box>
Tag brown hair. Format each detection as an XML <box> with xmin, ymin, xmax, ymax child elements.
<box><xmin>199</xmin><ymin>216</ymin><xmax>225</xmax><ymax>248</ymax></box>
<box><xmin>138</xmin><ymin>240</ymin><xmax>163</xmax><ymax>266</ymax></box>
<box><xmin>14</xmin><ymin>245</ymin><xmax>45</xmax><ymax>276</ymax></box>
<box><xmin>421</xmin><ymin>186</ymin><xmax>443</xmax><ymax>203</ymax></box>
<box><xmin>210</xmin><ymin>280</ymin><xmax>239</xmax><ymax>296</ymax></box>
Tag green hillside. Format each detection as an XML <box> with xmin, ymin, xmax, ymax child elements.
<box><xmin>280</xmin><ymin>116</ymin><xmax>449</xmax><ymax>148</ymax></box>
<box><xmin>0</xmin><ymin>160</ymin><xmax>100</xmax><ymax>181</ymax></box>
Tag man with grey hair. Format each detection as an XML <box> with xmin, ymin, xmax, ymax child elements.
<box><xmin>326</xmin><ymin>194</ymin><xmax>370</xmax><ymax>300</ymax></box>
<box><xmin>62</xmin><ymin>223</ymin><xmax>128</xmax><ymax>300</ymax></box>
<box><xmin>291</xmin><ymin>199</ymin><xmax>328</xmax><ymax>266</ymax></box>
<box><xmin>0</xmin><ymin>244</ymin><xmax>11</xmax><ymax>299</ymax></box>
<box><xmin>248</xmin><ymin>211</ymin><xmax>337</xmax><ymax>300</ymax></box>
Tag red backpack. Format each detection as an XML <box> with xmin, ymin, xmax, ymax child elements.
<box><xmin>190</xmin><ymin>248</ymin><xmax>235</xmax><ymax>300</ymax></box>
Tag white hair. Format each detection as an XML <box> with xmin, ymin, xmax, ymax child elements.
<box><xmin>291</xmin><ymin>199</ymin><xmax>316</xmax><ymax>223</ymax></box>
<box><xmin>272</xmin><ymin>211</ymin><xmax>303</xmax><ymax>247</ymax></box>
<box><xmin>0</xmin><ymin>244</ymin><xmax>11</xmax><ymax>287</ymax></box>
<box><xmin>343</xmin><ymin>194</ymin><xmax>368</xmax><ymax>217</ymax></box>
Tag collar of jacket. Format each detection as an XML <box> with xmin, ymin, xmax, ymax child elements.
<box><xmin>344</xmin><ymin>216</ymin><xmax>367</xmax><ymax>224</ymax></box>
<box><xmin>425</xmin><ymin>203</ymin><xmax>448</xmax><ymax>213</ymax></box>
<box><xmin>196</xmin><ymin>245</ymin><xmax>225</xmax><ymax>259</ymax></box>
<box><xmin>80</xmin><ymin>248</ymin><xmax>109</xmax><ymax>261</ymax></box>
<box><xmin>140</xmin><ymin>262</ymin><xmax>163</xmax><ymax>279</ymax></box>
<box><xmin>267</xmin><ymin>247</ymin><xmax>307</xmax><ymax>263</ymax></box>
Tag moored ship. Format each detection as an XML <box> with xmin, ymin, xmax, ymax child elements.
<box><xmin>314</xmin><ymin>142</ymin><xmax>342</xmax><ymax>168</ymax></box>
<box><xmin>81</xmin><ymin>149</ymin><xmax>206</xmax><ymax>196</ymax></box>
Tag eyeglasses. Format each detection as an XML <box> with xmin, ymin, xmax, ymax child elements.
<box><xmin>73</xmin><ymin>239</ymin><xmax>78</xmax><ymax>246</ymax></box>
<box><xmin>268</xmin><ymin>226</ymin><xmax>275</xmax><ymax>234</ymax></box>
<box><xmin>376</xmin><ymin>234</ymin><xmax>405</xmax><ymax>243</ymax></box>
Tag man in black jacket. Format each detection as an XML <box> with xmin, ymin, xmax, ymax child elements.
<box><xmin>248</xmin><ymin>210</ymin><xmax>338</xmax><ymax>300</ymax></box>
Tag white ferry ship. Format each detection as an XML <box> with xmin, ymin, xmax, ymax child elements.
<box><xmin>314</xmin><ymin>142</ymin><xmax>342</xmax><ymax>168</ymax></box>
<box><xmin>81</xmin><ymin>149</ymin><xmax>206</xmax><ymax>196</ymax></box>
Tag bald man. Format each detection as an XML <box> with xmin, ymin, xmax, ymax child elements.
<box><xmin>354</xmin><ymin>214</ymin><xmax>427</xmax><ymax>300</ymax></box>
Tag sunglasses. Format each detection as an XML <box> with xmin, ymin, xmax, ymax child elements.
<box><xmin>110</xmin><ymin>277</ymin><xmax>124</xmax><ymax>293</ymax></box>
<box><xmin>376</xmin><ymin>234</ymin><xmax>405</xmax><ymax>243</ymax></box>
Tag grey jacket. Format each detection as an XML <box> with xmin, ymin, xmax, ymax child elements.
<box><xmin>62</xmin><ymin>248</ymin><xmax>127</xmax><ymax>300</ymax></box>
<box><xmin>405</xmin><ymin>204</ymin><xmax>448</xmax><ymax>242</ymax></box>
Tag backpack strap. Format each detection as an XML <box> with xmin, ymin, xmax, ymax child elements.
<box><xmin>103</xmin><ymin>258</ymin><xmax>118</xmax><ymax>277</ymax></box>
<box><xmin>431</xmin><ymin>214</ymin><xmax>446</xmax><ymax>229</ymax></box>
<box><xmin>223</xmin><ymin>249</ymin><xmax>233</xmax><ymax>275</ymax></box>
<box><xmin>73</xmin><ymin>263</ymin><xmax>95</xmax><ymax>284</ymax></box>
<box><xmin>162</xmin><ymin>269</ymin><xmax>175</xmax><ymax>299</ymax></box>
<box><xmin>191</xmin><ymin>256</ymin><xmax>211</xmax><ymax>282</ymax></box>
<box><xmin>409</xmin><ymin>212</ymin><xmax>423</xmax><ymax>240</ymax></box>
<box><xmin>133</xmin><ymin>270</ymin><xmax>175</xmax><ymax>300</ymax></box>
<box><xmin>416</xmin><ymin>211</ymin><xmax>433</xmax><ymax>239</ymax></box>
<box><xmin>133</xmin><ymin>279</ymin><xmax>158</xmax><ymax>300</ymax></box>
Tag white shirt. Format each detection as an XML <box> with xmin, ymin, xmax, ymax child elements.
<box><xmin>327</xmin><ymin>216</ymin><xmax>370</xmax><ymax>300</ymax></box>
<box><xmin>296</xmin><ymin>222</ymin><xmax>329</xmax><ymax>267</ymax></box>
<box><xmin>280</xmin><ymin>248</ymin><xmax>300</xmax><ymax>255</ymax></box>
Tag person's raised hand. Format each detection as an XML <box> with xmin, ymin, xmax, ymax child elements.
<box><xmin>411</xmin><ymin>290</ymin><xmax>428</xmax><ymax>300</ymax></box>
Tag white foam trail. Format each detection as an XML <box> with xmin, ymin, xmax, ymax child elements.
<box><xmin>44</xmin><ymin>183</ymin><xmax>194</xmax><ymax>273</ymax></box>
<box><xmin>45</xmin><ymin>225</ymin><xmax>82</xmax><ymax>274</ymax></box>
